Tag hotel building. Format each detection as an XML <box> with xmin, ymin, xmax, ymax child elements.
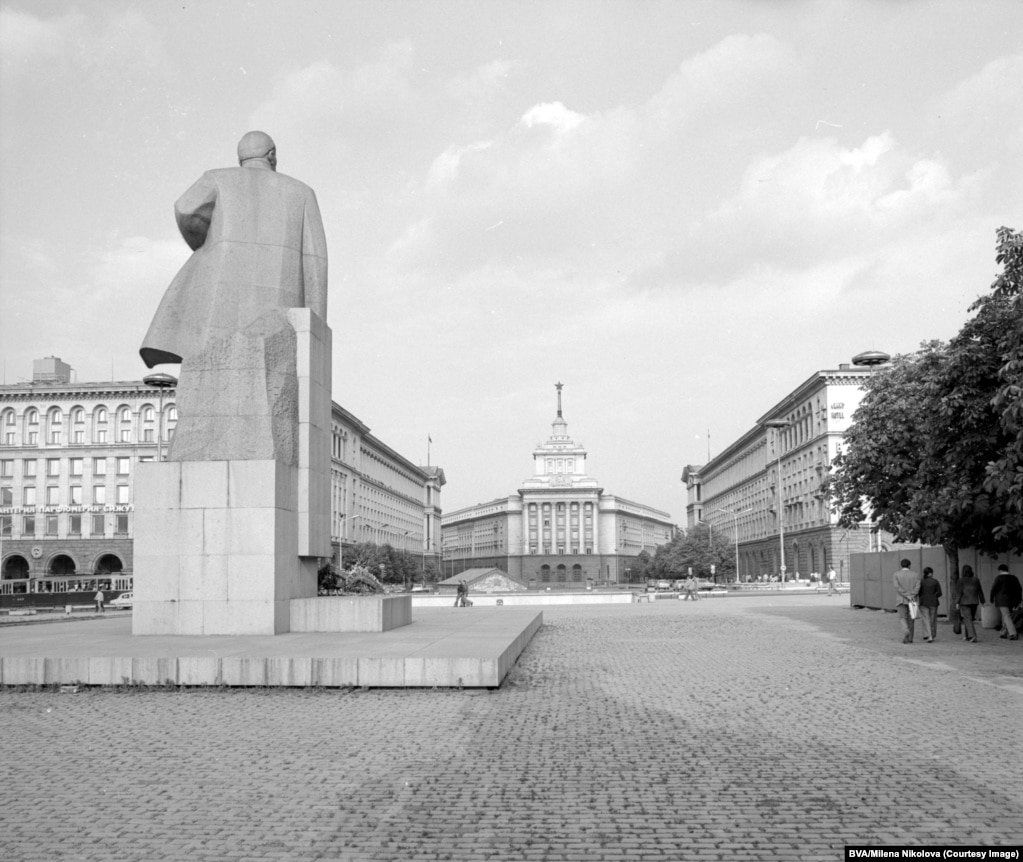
<box><xmin>682</xmin><ymin>362</ymin><xmax>893</xmax><ymax>581</ymax></box>
<box><xmin>0</xmin><ymin>358</ymin><xmax>442</xmax><ymax>586</ymax></box>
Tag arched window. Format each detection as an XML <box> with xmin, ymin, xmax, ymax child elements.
<box><xmin>572</xmin><ymin>564</ymin><xmax>583</xmax><ymax>581</ymax></box>
<box><xmin>24</xmin><ymin>408</ymin><xmax>39</xmax><ymax>445</ymax></box>
<box><xmin>47</xmin><ymin>407</ymin><xmax>63</xmax><ymax>444</ymax></box>
<box><xmin>540</xmin><ymin>565</ymin><xmax>551</xmax><ymax>583</ymax></box>
<box><xmin>1</xmin><ymin>409</ymin><xmax>14</xmax><ymax>446</ymax></box>
<box><xmin>95</xmin><ymin>406</ymin><xmax>107</xmax><ymax>424</ymax></box>
<box><xmin>141</xmin><ymin>405</ymin><xmax>155</xmax><ymax>422</ymax></box>
<box><xmin>117</xmin><ymin>406</ymin><xmax>132</xmax><ymax>443</ymax></box>
<box><xmin>556</xmin><ymin>564</ymin><xmax>567</xmax><ymax>582</ymax></box>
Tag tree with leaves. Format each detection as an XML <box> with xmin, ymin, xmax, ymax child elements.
<box><xmin>829</xmin><ymin>227</ymin><xmax>1023</xmax><ymax>563</ymax></box>
<box><xmin>649</xmin><ymin>523</ymin><xmax>735</xmax><ymax>582</ymax></box>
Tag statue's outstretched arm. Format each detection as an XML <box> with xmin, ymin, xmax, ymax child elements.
<box><xmin>174</xmin><ymin>173</ymin><xmax>218</xmax><ymax>251</ymax></box>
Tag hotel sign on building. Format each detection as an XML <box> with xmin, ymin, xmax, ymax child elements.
<box><xmin>682</xmin><ymin>362</ymin><xmax>902</xmax><ymax>582</ymax></box>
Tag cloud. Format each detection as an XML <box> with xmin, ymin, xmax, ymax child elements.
<box><xmin>445</xmin><ymin>59</ymin><xmax>520</xmax><ymax>105</ymax></box>
<box><xmin>0</xmin><ymin>7</ymin><xmax>66</xmax><ymax>63</ymax></box>
<box><xmin>385</xmin><ymin>32</ymin><xmax>801</xmax><ymax>276</ymax></box>
<box><xmin>520</xmin><ymin>101</ymin><xmax>586</xmax><ymax>133</ymax></box>
<box><xmin>0</xmin><ymin>7</ymin><xmax>167</xmax><ymax>74</ymax></box>
<box><xmin>249</xmin><ymin>43</ymin><xmax>425</xmax><ymax>158</ymax></box>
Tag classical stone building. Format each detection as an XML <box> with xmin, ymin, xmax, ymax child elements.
<box><xmin>441</xmin><ymin>385</ymin><xmax>675</xmax><ymax>586</ymax></box>
<box><xmin>681</xmin><ymin>362</ymin><xmax>903</xmax><ymax>582</ymax></box>
<box><xmin>0</xmin><ymin>359</ymin><xmax>442</xmax><ymax>588</ymax></box>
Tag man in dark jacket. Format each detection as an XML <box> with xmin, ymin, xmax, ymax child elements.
<box><xmin>893</xmin><ymin>559</ymin><xmax>922</xmax><ymax>644</ymax></box>
<box><xmin>918</xmin><ymin>567</ymin><xmax>942</xmax><ymax>643</ymax></box>
<box><xmin>990</xmin><ymin>564</ymin><xmax>1021</xmax><ymax>640</ymax></box>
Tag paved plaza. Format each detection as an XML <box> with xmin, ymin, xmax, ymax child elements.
<box><xmin>2</xmin><ymin>594</ymin><xmax>1021</xmax><ymax>861</ymax></box>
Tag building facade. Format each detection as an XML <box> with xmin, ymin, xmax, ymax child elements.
<box><xmin>441</xmin><ymin>386</ymin><xmax>675</xmax><ymax>586</ymax></box>
<box><xmin>0</xmin><ymin>359</ymin><xmax>442</xmax><ymax>587</ymax></box>
<box><xmin>682</xmin><ymin>363</ymin><xmax>897</xmax><ymax>582</ymax></box>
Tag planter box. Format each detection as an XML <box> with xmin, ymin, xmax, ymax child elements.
<box><xmin>290</xmin><ymin>595</ymin><xmax>412</xmax><ymax>632</ymax></box>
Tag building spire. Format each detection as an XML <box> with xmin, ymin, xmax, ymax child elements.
<box><xmin>555</xmin><ymin>381</ymin><xmax>563</xmax><ymax>418</ymax></box>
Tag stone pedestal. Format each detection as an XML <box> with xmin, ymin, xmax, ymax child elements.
<box><xmin>290</xmin><ymin>595</ymin><xmax>412</xmax><ymax>632</ymax></box>
<box><xmin>132</xmin><ymin>460</ymin><xmax>318</xmax><ymax>635</ymax></box>
<box><xmin>132</xmin><ymin>309</ymin><xmax>331</xmax><ymax>637</ymax></box>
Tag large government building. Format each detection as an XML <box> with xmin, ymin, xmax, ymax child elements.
<box><xmin>682</xmin><ymin>359</ymin><xmax>903</xmax><ymax>582</ymax></box>
<box><xmin>0</xmin><ymin>358</ymin><xmax>443</xmax><ymax>588</ymax></box>
<box><xmin>441</xmin><ymin>385</ymin><xmax>675</xmax><ymax>586</ymax></box>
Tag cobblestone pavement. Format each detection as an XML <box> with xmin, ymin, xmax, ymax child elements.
<box><xmin>1</xmin><ymin>595</ymin><xmax>1021</xmax><ymax>862</ymax></box>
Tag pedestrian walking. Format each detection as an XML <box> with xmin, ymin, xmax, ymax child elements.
<box><xmin>918</xmin><ymin>566</ymin><xmax>942</xmax><ymax>642</ymax></box>
<box><xmin>827</xmin><ymin>567</ymin><xmax>837</xmax><ymax>596</ymax></box>
<box><xmin>94</xmin><ymin>590</ymin><xmax>105</xmax><ymax>614</ymax></box>
<box><xmin>892</xmin><ymin>558</ymin><xmax>921</xmax><ymax>644</ymax></box>
<box><xmin>990</xmin><ymin>564</ymin><xmax>1021</xmax><ymax>641</ymax></box>
<box><xmin>683</xmin><ymin>575</ymin><xmax>699</xmax><ymax>601</ymax></box>
<box><xmin>952</xmin><ymin>564</ymin><xmax>984</xmax><ymax>643</ymax></box>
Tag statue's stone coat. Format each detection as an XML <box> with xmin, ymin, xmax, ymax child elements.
<box><xmin>141</xmin><ymin>165</ymin><xmax>328</xmax><ymax>369</ymax></box>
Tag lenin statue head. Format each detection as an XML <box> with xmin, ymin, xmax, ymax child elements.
<box><xmin>237</xmin><ymin>130</ymin><xmax>277</xmax><ymax>170</ymax></box>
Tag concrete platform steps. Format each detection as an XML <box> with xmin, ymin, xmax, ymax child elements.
<box><xmin>0</xmin><ymin>607</ymin><xmax>542</xmax><ymax>689</ymax></box>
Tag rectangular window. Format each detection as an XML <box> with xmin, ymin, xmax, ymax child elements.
<box><xmin>23</xmin><ymin>460</ymin><xmax>36</xmax><ymax>477</ymax></box>
<box><xmin>70</xmin><ymin>486</ymin><xmax>82</xmax><ymax>505</ymax></box>
<box><xmin>23</xmin><ymin>514</ymin><xmax>36</xmax><ymax>535</ymax></box>
<box><xmin>23</xmin><ymin>486</ymin><xmax>35</xmax><ymax>506</ymax></box>
<box><xmin>47</xmin><ymin>459</ymin><xmax>60</xmax><ymax>476</ymax></box>
<box><xmin>116</xmin><ymin>457</ymin><xmax>130</xmax><ymax>475</ymax></box>
<box><xmin>115</xmin><ymin>513</ymin><xmax>129</xmax><ymax>535</ymax></box>
<box><xmin>93</xmin><ymin>485</ymin><xmax>106</xmax><ymax>504</ymax></box>
<box><xmin>93</xmin><ymin>458</ymin><xmax>106</xmax><ymax>476</ymax></box>
<box><xmin>91</xmin><ymin>513</ymin><xmax>105</xmax><ymax>536</ymax></box>
<box><xmin>69</xmin><ymin>458</ymin><xmax>83</xmax><ymax>476</ymax></box>
<box><xmin>0</xmin><ymin>459</ymin><xmax>12</xmax><ymax>477</ymax></box>
<box><xmin>27</xmin><ymin>431</ymin><xmax>38</xmax><ymax>444</ymax></box>
<box><xmin>3</xmin><ymin>432</ymin><xmax>12</xmax><ymax>445</ymax></box>
<box><xmin>69</xmin><ymin>515</ymin><xmax>82</xmax><ymax>535</ymax></box>
<box><xmin>49</xmin><ymin>430</ymin><xmax>61</xmax><ymax>444</ymax></box>
<box><xmin>45</xmin><ymin>515</ymin><xmax>58</xmax><ymax>536</ymax></box>
<box><xmin>0</xmin><ymin>486</ymin><xmax>12</xmax><ymax>505</ymax></box>
<box><xmin>46</xmin><ymin>486</ymin><xmax>59</xmax><ymax>505</ymax></box>
<box><xmin>73</xmin><ymin>430</ymin><xmax>84</xmax><ymax>444</ymax></box>
<box><xmin>0</xmin><ymin>515</ymin><xmax>10</xmax><ymax>537</ymax></box>
<box><xmin>142</xmin><ymin>428</ymin><xmax>154</xmax><ymax>443</ymax></box>
<box><xmin>94</xmin><ymin>429</ymin><xmax>106</xmax><ymax>443</ymax></box>
<box><xmin>119</xmin><ymin>429</ymin><xmax>131</xmax><ymax>443</ymax></box>
<box><xmin>116</xmin><ymin>485</ymin><xmax>129</xmax><ymax>504</ymax></box>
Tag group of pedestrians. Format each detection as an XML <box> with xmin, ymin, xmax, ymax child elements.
<box><xmin>893</xmin><ymin>558</ymin><xmax>1021</xmax><ymax>644</ymax></box>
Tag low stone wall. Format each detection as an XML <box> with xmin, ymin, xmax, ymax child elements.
<box><xmin>413</xmin><ymin>591</ymin><xmax>637</xmax><ymax>608</ymax></box>
<box><xmin>290</xmin><ymin>595</ymin><xmax>411</xmax><ymax>632</ymax></box>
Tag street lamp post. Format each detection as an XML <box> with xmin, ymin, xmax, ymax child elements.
<box><xmin>713</xmin><ymin>507</ymin><xmax>753</xmax><ymax>583</ymax></box>
<box><xmin>143</xmin><ymin>372</ymin><xmax>177</xmax><ymax>462</ymax></box>
<box><xmin>762</xmin><ymin>419</ymin><xmax>793</xmax><ymax>582</ymax></box>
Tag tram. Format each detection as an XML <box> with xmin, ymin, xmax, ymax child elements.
<box><xmin>0</xmin><ymin>575</ymin><xmax>133</xmax><ymax>610</ymax></box>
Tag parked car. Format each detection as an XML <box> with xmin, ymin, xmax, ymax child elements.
<box><xmin>655</xmin><ymin>580</ymin><xmax>672</xmax><ymax>591</ymax></box>
<box><xmin>410</xmin><ymin>585</ymin><xmax>431</xmax><ymax>593</ymax></box>
<box><xmin>109</xmin><ymin>592</ymin><xmax>133</xmax><ymax>608</ymax></box>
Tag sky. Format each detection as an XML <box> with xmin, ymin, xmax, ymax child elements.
<box><xmin>1</xmin><ymin>0</ymin><xmax>1021</xmax><ymax>524</ymax></box>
